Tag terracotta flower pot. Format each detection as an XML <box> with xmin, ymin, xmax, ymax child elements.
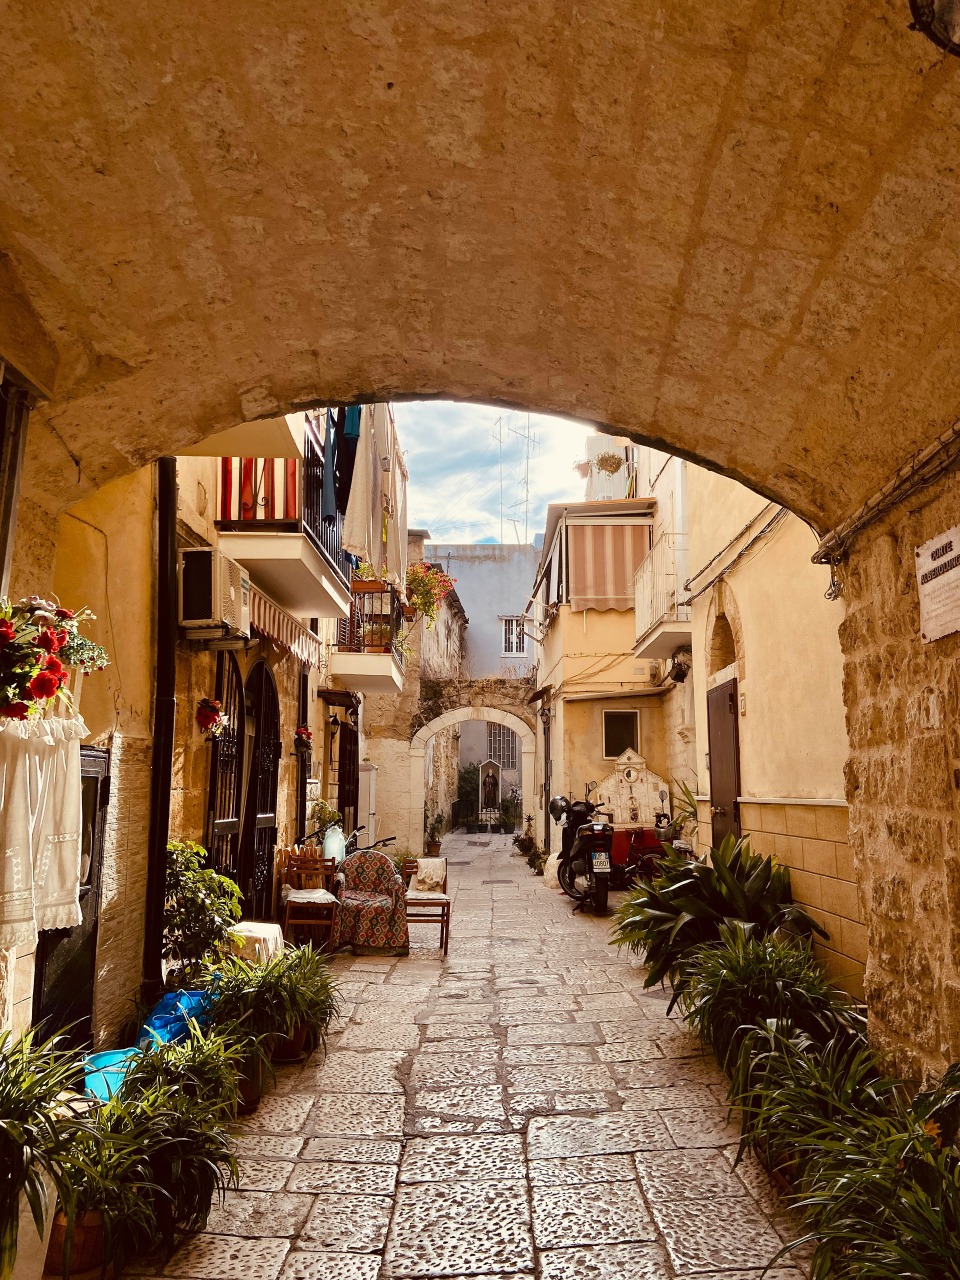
<box><xmin>45</xmin><ymin>1211</ymin><xmax>105</xmax><ymax>1277</ymax></box>
<box><xmin>271</xmin><ymin>1022</ymin><xmax>309</xmax><ymax>1064</ymax></box>
<box><xmin>426</xmin><ymin>840</ymin><xmax>442</xmax><ymax>856</ymax></box>
<box><xmin>237</xmin><ymin>1058</ymin><xmax>264</xmax><ymax>1115</ymax></box>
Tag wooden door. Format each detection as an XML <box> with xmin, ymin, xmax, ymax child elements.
<box><xmin>706</xmin><ymin>677</ymin><xmax>741</xmax><ymax>847</ymax></box>
<box><xmin>32</xmin><ymin>748</ymin><xmax>109</xmax><ymax>1050</ymax></box>
<box><xmin>206</xmin><ymin>652</ymin><xmax>245</xmax><ymax>879</ymax></box>
<box><xmin>238</xmin><ymin>662</ymin><xmax>281</xmax><ymax>919</ymax></box>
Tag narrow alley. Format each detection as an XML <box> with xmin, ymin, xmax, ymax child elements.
<box><xmin>158</xmin><ymin>835</ymin><xmax>806</xmax><ymax>1280</ymax></box>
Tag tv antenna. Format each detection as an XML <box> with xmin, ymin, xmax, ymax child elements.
<box><xmin>508</xmin><ymin>414</ymin><xmax>541</xmax><ymax>543</ymax></box>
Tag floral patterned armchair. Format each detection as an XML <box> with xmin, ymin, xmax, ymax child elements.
<box><xmin>330</xmin><ymin>849</ymin><xmax>409</xmax><ymax>956</ymax></box>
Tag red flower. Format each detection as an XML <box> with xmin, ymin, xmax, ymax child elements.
<box><xmin>28</xmin><ymin>668</ymin><xmax>62</xmax><ymax>700</ymax></box>
<box><xmin>54</xmin><ymin>607</ymin><xmax>75</xmax><ymax>620</ymax></box>
<box><xmin>0</xmin><ymin>620</ymin><xmax>15</xmax><ymax>648</ymax></box>
<box><xmin>37</xmin><ymin>628</ymin><xmax>62</xmax><ymax>653</ymax></box>
<box><xmin>0</xmin><ymin>701</ymin><xmax>30</xmax><ymax>720</ymax></box>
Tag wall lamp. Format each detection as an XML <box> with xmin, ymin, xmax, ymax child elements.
<box><xmin>538</xmin><ymin>705</ymin><xmax>551</xmax><ymax>729</ymax></box>
<box><xmin>329</xmin><ymin>712</ymin><xmax>340</xmax><ymax>738</ymax></box>
<box><xmin>910</xmin><ymin>0</ymin><xmax>960</xmax><ymax>54</ymax></box>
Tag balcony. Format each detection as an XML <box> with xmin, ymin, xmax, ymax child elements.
<box><xmin>329</xmin><ymin>582</ymin><xmax>406</xmax><ymax>694</ymax></box>
<box><xmin>215</xmin><ymin>419</ymin><xmax>352</xmax><ymax>619</ymax></box>
<box><xmin>633</xmin><ymin>531</ymin><xmax>692</xmax><ymax>659</ymax></box>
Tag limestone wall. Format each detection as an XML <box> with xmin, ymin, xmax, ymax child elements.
<box><xmin>840</xmin><ymin>471</ymin><xmax>960</xmax><ymax>1078</ymax></box>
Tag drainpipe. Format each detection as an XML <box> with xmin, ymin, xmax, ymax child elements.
<box><xmin>142</xmin><ymin>457</ymin><xmax>178</xmax><ymax>1006</ymax></box>
<box><xmin>539</xmin><ymin>704</ymin><xmax>552</xmax><ymax>854</ymax></box>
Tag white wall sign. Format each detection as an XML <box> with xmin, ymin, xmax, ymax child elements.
<box><xmin>916</xmin><ymin>525</ymin><xmax>960</xmax><ymax>643</ymax></box>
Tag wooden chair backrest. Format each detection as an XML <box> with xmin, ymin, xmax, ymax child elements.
<box><xmin>286</xmin><ymin>849</ymin><xmax>338</xmax><ymax>891</ymax></box>
<box><xmin>401</xmin><ymin>857</ymin><xmax>447</xmax><ymax>893</ymax></box>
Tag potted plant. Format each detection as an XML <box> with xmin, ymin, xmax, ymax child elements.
<box><xmin>293</xmin><ymin>724</ymin><xmax>313</xmax><ymax>756</ymax></box>
<box><xmin>405</xmin><ymin>562</ymin><xmax>456</xmax><ymax>628</ymax></box>
<box><xmin>162</xmin><ymin>840</ymin><xmax>242</xmax><ymax>988</ymax></box>
<box><xmin>362</xmin><ymin>621</ymin><xmax>393</xmax><ymax>651</ymax></box>
<box><xmin>425</xmin><ymin>814</ymin><xmax>443</xmax><ymax>856</ymax></box>
<box><xmin>0</xmin><ymin>1031</ymin><xmax>83</xmax><ymax>1280</ymax></box>
<box><xmin>593</xmin><ymin>450</ymin><xmax>625</xmax><ymax>475</ymax></box>
<box><xmin>195</xmin><ymin>696</ymin><xmax>226</xmax><ymax>740</ymax></box>
<box><xmin>268</xmin><ymin>946</ymin><xmax>341</xmax><ymax>1062</ymax></box>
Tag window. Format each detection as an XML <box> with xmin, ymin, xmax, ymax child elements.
<box><xmin>487</xmin><ymin>723</ymin><xmax>518</xmax><ymax>771</ymax></box>
<box><xmin>603</xmin><ymin>710</ymin><xmax>639</xmax><ymax>759</ymax></box>
<box><xmin>501</xmin><ymin>616</ymin><xmax>526</xmax><ymax>657</ymax></box>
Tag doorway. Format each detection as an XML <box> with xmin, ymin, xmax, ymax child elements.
<box><xmin>205</xmin><ymin>651</ymin><xmax>245</xmax><ymax>880</ymax></box>
<box><xmin>706</xmin><ymin>677</ymin><xmax>741</xmax><ymax>847</ymax></box>
<box><xmin>238</xmin><ymin>661</ymin><xmax>281</xmax><ymax>919</ymax></box>
<box><xmin>32</xmin><ymin>747</ymin><xmax>110</xmax><ymax>1050</ymax></box>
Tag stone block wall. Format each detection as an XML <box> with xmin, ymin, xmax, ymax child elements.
<box><xmin>840</xmin><ymin>470</ymin><xmax>960</xmax><ymax>1080</ymax></box>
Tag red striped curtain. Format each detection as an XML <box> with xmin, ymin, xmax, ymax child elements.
<box><xmin>567</xmin><ymin>521</ymin><xmax>650</xmax><ymax>612</ymax></box>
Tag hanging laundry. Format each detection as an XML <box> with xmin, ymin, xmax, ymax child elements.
<box><xmin>336</xmin><ymin>405</ymin><xmax>358</xmax><ymax>513</ymax></box>
<box><xmin>344</xmin><ymin>405</ymin><xmax>361</xmax><ymax>439</ymax></box>
<box><xmin>321</xmin><ymin>408</ymin><xmax>339</xmax><ymax>525</ymax></box>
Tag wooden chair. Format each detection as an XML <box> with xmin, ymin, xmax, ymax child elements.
<box><xmin>280</xmin><ymin>847</ymin><xmax>339</xmax><ymax>951</ymax></box>
<box><xmin>401</xmin><ymin>857</ymin><xmax>451</xmax><ymax>956</ymax></box>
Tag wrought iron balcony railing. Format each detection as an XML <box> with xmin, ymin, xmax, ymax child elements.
<box><xmin>337</xmin><ymin>581</ymin><xmax>406</xmax><ymax>667</ymax></box>
<box><xmin>216</xmin><ymin>418</ymin><xmax>351</xmax><ymax>586</ymax></box>
<box><xmin>634</xmin><ymin>531</ymin><xmax>691</xmax><ymax>642</ymax></box>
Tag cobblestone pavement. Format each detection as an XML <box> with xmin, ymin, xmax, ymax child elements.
<box><xmin>161</xmin><ymin>834</ymin><xmax>809</xmax><ymax>1279</ymax></box>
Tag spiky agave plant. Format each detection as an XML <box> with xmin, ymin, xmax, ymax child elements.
<box><xmin>611</xmin><ymin>834</ymin><xmax>826</xmax><ymax>1001</ymax></box>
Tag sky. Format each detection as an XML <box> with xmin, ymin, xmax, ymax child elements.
<box><xmin>392</xmin><ymin>401</ymin><xmax>593</xmax><ymax>545</ymax></box>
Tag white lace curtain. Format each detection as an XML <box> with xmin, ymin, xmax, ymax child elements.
<box><xmin>0</xmin><ymin>714</ymin><xmax>87</xmax><ymax>949</ymax></box>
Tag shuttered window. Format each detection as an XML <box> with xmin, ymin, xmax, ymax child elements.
<box><xmin>501</xmin><ymin>617</ymin><xmax>526</xmax><ymax>656</ymax></box>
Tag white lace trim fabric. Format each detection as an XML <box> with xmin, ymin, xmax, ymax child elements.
<box><xmin>414</xmin><ymin>857</ymin><xmax>447</xmax><ymax>893</ymax></box>
<box><xmin>0</xmin><ymin>713</ymin><xmax>87</xmax><ymax>948</ymax></box>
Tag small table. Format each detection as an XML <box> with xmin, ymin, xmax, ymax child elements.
<box><xmin>229</xmin><ymin>921</ymin><xmax>285</xmax><ymax>963</ymax></box>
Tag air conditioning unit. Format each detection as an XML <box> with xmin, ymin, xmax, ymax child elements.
<box><xmin>179</xmin><ymin>548</ymin><xmax>251</xmax><ymax>638</ymax></box>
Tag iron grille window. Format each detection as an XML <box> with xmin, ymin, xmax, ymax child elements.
<box><xmin>486</xmin><ymin>723</ymin><xmax>518</xmax><ymax>771</ymax></box>
<box><xmin>501</xmin><ymin>616</ymin><xmax>526</xmax><ymax>656</ymax></box>
<box><xmin>603</xmin><ymin>710</ymin><xmax>639</xmax><ymax>759</ymax></box>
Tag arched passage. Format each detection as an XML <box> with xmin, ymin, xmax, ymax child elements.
<box><xmin>409</xmin><ymin>708</ymin><xmax>536</xmax><ymax>855</ymax></box>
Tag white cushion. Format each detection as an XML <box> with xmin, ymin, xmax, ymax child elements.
<box><xmin>282</xmin><ymin>885</ymin><xmax>338</xmax><ymax>905</ymax></box>
<box><xmin>405</xmin><ymin>890</ymin><xmax>450</xmax><ymax>903</ymax></box>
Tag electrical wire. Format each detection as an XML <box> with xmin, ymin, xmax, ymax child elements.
<box><xmin>684</xmin><ymin>502</ymin><xmax>778</xmax><ymax>591</ymax></box>
<box><xmin>686</xmin><ymin>509</ymin><xmax>789</xmax><ymax>605</ymax></box>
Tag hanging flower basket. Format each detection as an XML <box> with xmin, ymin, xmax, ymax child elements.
<box><xmin>405</xmin><ymin>563</ymin><xmax>456</xmax><ymax>628</ymax></box>
<box><xmin>0</xmin><ymin>596</ymin><xmax>109</xmax><ymax>721</ymax></box>
<box><xmin>593</xmin><ymin>451</ymin><xmax>625</xmax><ymax>476</ymax></box>
<box><xmin>196</xmin><ymin>697</ymin><xmax>226</xmax><ymax>739</ymax></box>
<box><xmin>294</xmin><ymin>725</ymin><xmax>313</xmax><ymax>754</ymax></box>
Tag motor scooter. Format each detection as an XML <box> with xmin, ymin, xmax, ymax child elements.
<box><xmin>550</xmin><ymin>783</ymin><xmax>614</xmax><ymax>915</ymax></box>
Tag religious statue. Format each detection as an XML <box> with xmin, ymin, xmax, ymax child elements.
<box><xmin>482</xmin><ymin>769</ymin><xmax>498</xmax><ymax>811</ymax></box>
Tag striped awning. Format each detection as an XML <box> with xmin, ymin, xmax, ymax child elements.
<box><xmin>568</xmin><ymin>521</ymin><xmax>650</xmax><ymax>612</ymax></box>
<box><xmin>250</xmin><ymin>586</ymin><xmax>325</xmax><ymax>669</ymax></box>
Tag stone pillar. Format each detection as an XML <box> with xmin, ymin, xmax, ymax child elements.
<box><xmin>840</xmin><ymin>471</ymin><xmax>960</xmax><ymax>1080</ymax></box>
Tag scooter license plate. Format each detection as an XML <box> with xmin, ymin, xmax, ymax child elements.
<box><xmin>592</xmin><ymin>850</ymin><xmax>610</xmax><ymax>872</ymax></box>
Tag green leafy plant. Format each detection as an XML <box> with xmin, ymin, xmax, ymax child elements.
<box><xmin>308</xmin><ymin>798</ymin><xmax>341</xmax><ymax>840</ymax></box>
<box><xmin>512</xmin><ymin>817</ymin><xmax>545</xmax><ymax>873</ymax></box>
<box><xmin>426</xmin><ymin>813</ymin><xmax>444</xmax><ymax>843</ymax></box>
<box><xmin>405</xmin><ymin>562</ymin><xmax>456</xmax><ymax>626</ymax></box>
<box><xmin>611</xmin><ymin>834</ymin><xmax>826</xmax><ymax>997</ymax></box>
<box><xmin>680</xmin><ymin>925</ymin><xmax>863</xmax><ymax>1072</ymax></box>
<box><xmin>205</xmin><ymin>946</ymin><xmax>340</xmax><ymax>1050</ymax></box>
<box><xmin>0</xmin><ymin>1031</ymin><xmax>86</xmax><ymax>1280</ymax></box>
<box><xmin>163</xmin><ymin>840</ymin><xmax>242</xmax><ymax>985</ymax></box>
<box><xmin>457</xmin><ymin>763</ymin><xmax>480</xmax><ymax>824</ymax></box>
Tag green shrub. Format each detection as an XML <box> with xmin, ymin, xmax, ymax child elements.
<box><xmin>681</xmin><ymin>924</ymin><xmax>863</xmax><ymax>1072</ymax></box>
<box><xmin>611</xmin><ymin>834</ymin><xmax>826</xmax><ymax>996</ymax></box>
<box><xmin>163</xmin><ymin>840</ymin><xmax>241</xmax><ymax>984</ymax></box>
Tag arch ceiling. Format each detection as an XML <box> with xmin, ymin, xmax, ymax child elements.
<box><xmin>3</xmin><ymin>1</ymin><xmax>959</xmax><ymax>530</ymax></box>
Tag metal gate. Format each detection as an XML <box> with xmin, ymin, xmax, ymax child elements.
<box><xmin>205</xmin><ymin>651</ymin><xmax>245</xmax><ymax>878</ymax></box>
<box><xmin>239</xmin><ymin>661</ymin><xmax>282</xmax><ymax>919</ymax></box>
<box><xmin>334</xmin><ymin>721</ymin><xmax>360</xmax><ymax>837</ymax></box>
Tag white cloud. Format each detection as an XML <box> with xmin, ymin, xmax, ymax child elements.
<box><xmin>393</xmin><ymin>401</ymin><xmax>592</xmax><ymax>544</ymax></box>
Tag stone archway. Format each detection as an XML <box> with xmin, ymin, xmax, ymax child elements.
<box><xmin>408</xmin><ymin>707</ymin><xmax>536</xmax><ymax>855</ymax></box>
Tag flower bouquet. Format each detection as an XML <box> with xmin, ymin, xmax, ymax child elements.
<box><xmin>0</xmin><ymin>597</ymin><xmax>109</xmax><ymax>721</ymax></box>
<box><xmin>294</xmin><ymin>725</ymin><xmax>312</xmax><ymax>754</ymax></box>
<box><xmin>196</xmin><ymin>697</ymin><xmax>226</xmax><ymax>739</ymax></box>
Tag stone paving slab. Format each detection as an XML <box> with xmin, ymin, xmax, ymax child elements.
<box><xmin>162</xmin><ymin>832</ymin><xmax>807</xmax><ymax>1280</ymax></box>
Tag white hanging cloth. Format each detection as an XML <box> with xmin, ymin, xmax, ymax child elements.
<box><xmin>0</xmin><ymin>714</ymin><xmax>87</xmax><ymax>948</ymax></box>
